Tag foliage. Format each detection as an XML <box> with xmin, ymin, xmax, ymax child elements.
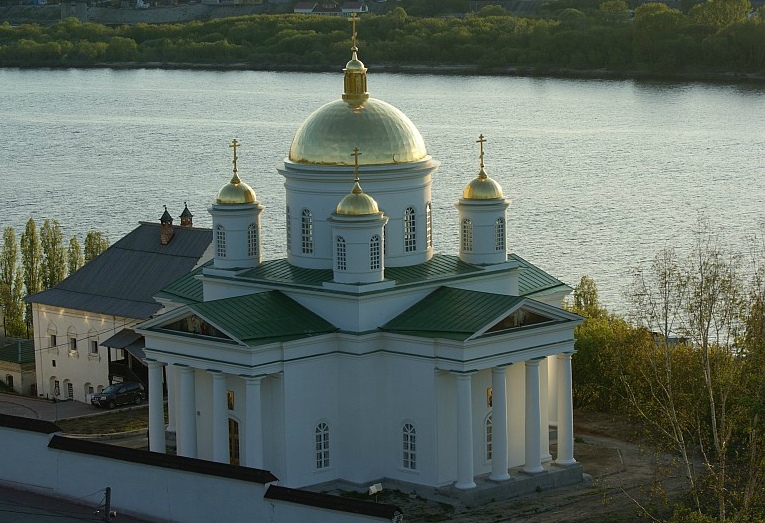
<box><xmin>0</xmin><ymin>11</ymin><xmax>762</xmax><ymax>74</ymax></box>
<box><xmin>84</xmin><ymin>231</ymin><xmax>109</xmax><ymax>263</ymax></box>
<box><xmin>19</xmin><ymin>218</ymin><xmax>42</xmax><ymax>335</ymax></box>
<box><xmin>67</xmin><ymin>236</ymin><xmax>83</xmax><ymax>276</ymax></box>
<box><xmin>40</xmin><ymin>219</ymin><xmax>67</xmax><ymax>289</ymax></box>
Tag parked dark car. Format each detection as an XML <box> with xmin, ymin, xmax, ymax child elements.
<box><xmin>91</xmin><ymin>382</ymin><xmax>144</xmax><ymax>409</ymax></box>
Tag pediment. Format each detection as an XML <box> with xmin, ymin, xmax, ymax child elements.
<box><xmin>161</xmin><ymin>313</ymin><xmax>232</xmax><ymax>341</ymax></box>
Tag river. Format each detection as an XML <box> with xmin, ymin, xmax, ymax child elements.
<box><xmin>1</xmin><ymin>67</ymin><xmax>763</xmax><ymax>311</ymax></box>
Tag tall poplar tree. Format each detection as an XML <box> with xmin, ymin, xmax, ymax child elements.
<box><xmin>40</xmin><ymin>219</ymin><xmax>67</xmax><ymax>288</ymax></box>
<box><xmin>84</xmin><ymin>231</ymin><xmax>109</xmax><ymax>263</ymax></box>
<box><xmin>0</xmin><ymin>228</ymin><xmax>22</xmax><ymax>337</ymax></box>
<box><xmin>67</xmin><ymin>235</ymin><xmax>83</xmax><ymax>275</ymax></box>
<box><xmin>19</xmin><ymin>218</ymin><xmax>42</xmax><ymax>336</ymax></box>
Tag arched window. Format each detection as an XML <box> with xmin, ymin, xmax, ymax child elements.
<box><xmin>426</xmin><ymin>202</ymin><xmax>432</xmax><ymax>248</ymax></box>
<box><xmin>485</xmin><ymin>413</ymin><xmax>493</xmax><ymax>461</ymax></box>
<box><xmin>301</xmin><ymin>209</ymin><xmax>313</xmax><ymax>254</ymax></box>
<box><xmin>461</xmin><ymin>219</ymin><xmax>473</xmax><ymax>253</ymax></box>
<box><xmin>315</xmin><ymin>422</ymin><xmax>330</xmax><ymax>469</ymax></box>
<box><xmin>336</xmin><ymin>237</ymin><xmax>346</xmax><ymax>271</ymax></box>
<box><xmin>286</xmin><ymin>206</ymin><xmax>292</xmax><ymax>253</ymax></box>
<box><xmin>495</xmin><ymin>217</ymin><xmax>506</xmax><ymax>252</ymax></box>
<box><xmin>404</xmin><ymin>207</ymin><xmax>416</xmax><ymax>252</ymax></box>
<box><xmin>216</xmin><ymin>225</ymin><xmax>226</xmax><ymax>258</ymax></box>
<box><xmin>370</xmin><ymin>235</ymin><xmax>381</xmax><ymax>270</ymax></box>
<box><xmin>403</xmin><ymin>423</ymin><xmax>416</xmax><ymax>470</ymax></box>
<box><xmin>247</xmin><ymin>223</ymin><xmax>258</xmax><ymax>257</ymax></box>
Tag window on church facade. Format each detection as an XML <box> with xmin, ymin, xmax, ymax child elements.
<box><xmin>495</xmin><ymin>217</ymin><xmax>506</xmax><ymax>251</ymax></box>
<box><xmin>302</xmin><ymin>209</ymin><xmax>313</xmax><ymax>254</ymax></box>
<box><xmin>247</xmin><ymin>223</ymin><xmax>258</xmax><ymax>257</ymax></box>
<box><xmin>485</xmin><ymin>413</ymin><xmax>493</xmax><ymax>461</ymax></box>
<box><xmin>403</xmin><ymin>423</ymin><xmax>416</xmax><ymax>470</ymax></box>
<box><xmin>404</xmin><ymin>207</ymin><xmax>416</xmax><ymax>252</ymax></box>
<box><xmin>336</xmin><ymin>237</ymin><xmax>346</xmax><ymax>271</ymax></box>
<box><xmin>461</xmin><ymin>219</ymin><xmax>473</xmax><ymax>253</ymax></box>
<box><xmin>370</xmin><ymin>235</ymin><xmax>381</xmax><ymax>270</ymax></box>
<box><xmin>426</xmin><ymin>202</ymin><xmax>432</xmax><ymax>248</ymax></box>
<box><xmin>286</xmin><ymin>207</ymin><xmax>291</xmax><ymax>253</ymax></box>
<box><xmin>67</xmin><ymin>326</ymin><xmax>77</xmax><ymax>356</ymax></box>
<box><xmin>49</xmin><ymin>334</ymin><xmax>57</xmax><ymax>350</ymax></box>
<box><xmin>315</xmin><ymin>422</ymin><xmax>330</xmax><ymax>469</ymax></box>
<box><xmin>216</xmin><ymin>225</ymin><xmax>226</xmax><ymax>258</ymax></box>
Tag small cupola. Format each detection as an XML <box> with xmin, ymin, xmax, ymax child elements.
<box><xmin>160</xmin><ymin>205</ymin><xmax>174</xmax><ymax>245</ymax></box>
<box><xmin>328</xmin><ymin>148</ymin><xmax>388</xmax><ymax>284</ymax></box>
<box><xmin>180</xmin><ymin>202</ymin><xmax>193</xmax><ymax>228</ymax></box>
<box><xmin>455</xmin><ymin>135</ymin><xmax>511</xmax><ymax>265</ymax></box>
<box><xmin>342</xmin><ymin>13</ymin><xmax>369</xmax><ymax>108</ymax></box>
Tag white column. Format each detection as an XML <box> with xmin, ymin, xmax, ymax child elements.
<box><xmin>523</xmin><ymin>359</ymin><xmax>544</xmax><ymax>474</ymax></box>
<box><xmin>210</xmin><ymin>371</ymin><xmax>229</xmax><ymax>464</ymax></box>
<box><xmin>455</xmin><ymin>373</ymin><xmax>476</xmax><ymax>489</ymax></box>
<box><xmin>166</xmin><ymin>364</ymin><xmax>177</xmax><ymax>434</ymax></box>
<box><xmin>177</xmin><ymin>365</ymin><xmax>197</xmax><ymax>458</ymax></box>
<box><xmin>244</xmin><ymin>376</ymin><xmax>264</xmax><ymax>469</ymax></box>
<box><xmin>148</xmin><ymin>360</ymin><xmax>166</xmax><ymax>454</ymax></box>
<box><xmin>490</xmin><ymin>366</ymin><xmax>510</xmax><ymax>481</ymax></box>
<box><xmin>556</xmin><ymin>353</ymin><xmax>577</xmax><ymax>466</ymax></box>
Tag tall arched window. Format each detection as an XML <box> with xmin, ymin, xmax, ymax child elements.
<box><xmin>301</xmin><ymin>209</ymin><xmax>313</xmax><ymax>254</ymax></box>
<box><xmin>286</xmin><ymin>207</ymin><xmax>292</xmax><ymax>253</ymax></box>
<box><xmin>216</xmin><ymin>225</ymin><xmax>226</xmax><ymax>258</ymax></box>
<box><xmin>336</xmin><ymin>236</ymin><xmax>346</xmax><ymax>271</ymax></box>
<box><xmin>426</xmin><ymin>202</ymin><xmax>432</xmax><ymax>248</ymax></box>
<box><xmin>404</xmin><ymin>207</ymin><xmax>416</xmax><ymax>252</ymax></box>
<box><xmin>403</xmin><ymin>423</ymin><xmax>417</xmax><ymax>470</ymax></box>
<box><xmin>247</xmin><ymin>223</ymin><xmax>258</xmax><ymax>257</ymax></box>
<box><xmin>315</xmin><ymin>422</ymin><xmax>330</xmax><ymax>469</ymax></box>
<box><xmin>495</xmin><ymin>217</ymin><xmax>506</xmax><ymax>252</ymax></box>
<box><xmin>461</xmin><ymin>219</ymin><xmax>473</xmax><ymax>253</ymax></box>
<box><xmin>370</xmin><ymin>235</ymin><xmax>381</xmax><ymax>270</ymax></box>
<box><xmin>485</xmin><ymin>413</ymin><xmax>493</xmax><ymax>461</ymax></box>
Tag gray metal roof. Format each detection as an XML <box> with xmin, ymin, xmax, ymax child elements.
<box><xmin>26</xmin><ymin>222</ymin><xmax>211</xmax><ymax>320</ymax></box>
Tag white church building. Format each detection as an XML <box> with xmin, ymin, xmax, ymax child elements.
<box><xmin>137</xmin><ymin>26</ymin><xmax>583</xmax><ymax>492</ymax></box>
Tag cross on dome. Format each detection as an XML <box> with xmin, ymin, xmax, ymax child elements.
<box><xmin>477</xmin><ymin>134</ymin><xmax>486</xmax><ymax>171</ymax></box>
<box><xmin>350</xmin><ymin>12</ymin><xmax>358</xmax><ymax>52</ymax></box>
<box><xmin>230</xmin><ymin>138</ymin><xmax>240</xmax><ymax>175</ymax></box>
<box><xmin>351</xmin><ymin>147</ymin><xmax>362</xmax><ymax>185</ymax></box>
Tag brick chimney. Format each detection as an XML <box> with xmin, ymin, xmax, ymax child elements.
<box><xmin>160</xmin><ymin>206</ymin><xmax>174</xmax><ymax>245</ymax></box>
<box><xmin>180</xmin><ymin>202</ymin><xmax>193</xmax><ymax>228</ymax></box>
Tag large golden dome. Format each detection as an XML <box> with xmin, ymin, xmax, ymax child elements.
<box><xmin>289</xmin><ymin>98</ymin><xmax>428</xmax><ymax>166</ymax></box>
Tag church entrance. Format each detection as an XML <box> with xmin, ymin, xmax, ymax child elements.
<box><xmin>228</xmin><ymin>418</ymin><xmax>240</xmax><ymax>466</ymax></box>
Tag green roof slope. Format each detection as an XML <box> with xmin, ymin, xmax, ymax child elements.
<box><xmin>510</xmin><ymin>254</ymin><xmax>569</xmax><ymax>297</ymax></box>
<box><xmin>382</xmin><ymin>287</ymin><xmax>525</xmax><ymax>341</ymax></box>
<box><xmin>188</xmin><ymin>291</ymin><xmax>336</xmax><ymax>346</ymax></box>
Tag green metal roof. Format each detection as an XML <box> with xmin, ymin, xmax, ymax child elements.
<box><xmin>382</xmin><ymin>287</ymin><xmax>525</xmax><ymax>341</ymax></box>
<box><xmin>158</xmin><ymin>262</ymin><xmax>208</xmax><ymax>303</ymax></box>
<box><xmin>386</xmin><ymin>255</ymin><xmax>482</xmax><ymax>284</ymax></box>
<box><xmin>238</xmin><ymin>259</ymin><xmax>334</xmax><ymax>286</ymax></box>
<box><xmin>0</xmin><ymin>339</ymin><xmax>34</xmax><ymax>364</ymax></box>
<box><xmin>186</xmin><ymin>291</ymin><xmax>336</xmax><ymax>346</ymax></box>
<box><xmin>510</xmin><ymin>254</ymin><xmax>570</xmax><ymax>297</ymax></box>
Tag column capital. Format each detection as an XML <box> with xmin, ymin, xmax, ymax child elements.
<box><xmin>451</xmin><ymin>370</ymin><xmax>477</xmax><ymax>378</ymax></box>
<box><xmin>241</xmin><ymin>374</ymin><xmax>266</xmax><ymax>384</ymax></box>
<box><xmin>147</xmin><ymin>360</ymin><xmax>165</xmax><ymax>369</ymax></box>
<box><xmin>525</xmin><ymin>358</ymin><xmax>541</xmax><ymax>367</ymax></box>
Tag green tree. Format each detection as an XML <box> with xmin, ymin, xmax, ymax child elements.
<box><xmin>688</xmin><ymin>0</ymin><xmax>751</xmax><ymax>28</ymax></box>
<box><xmin>84</xmin><ymin>231</ymin><xmax>109</xmax><ymax>263</ymax></box>
<box><xmin>40</xmin><ymin>219</ymin><xmax>66</xmax><ymax>289</ymax></box>
<box><xmin>0</xmin><ymin>228</ymin><xmax>24</xmax><ymax>338</ymax></box>
<box><xmin>67</xmin><ymin>235</ymin><xmax>83</xmax><ymax>275</ymax></box>
<box><xmin>0</xmin><ymin>227</ymin><xmax>17</xmax><ymax>295</ymax></box>
<box><xmin>19</xmin><ymin>218</ymin><xmax>42</xmax><ymax>336</ymax></box>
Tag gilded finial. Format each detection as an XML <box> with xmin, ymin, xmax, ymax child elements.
<box><xmin>351</xmin><ymin>147</ymin><xmax>363</xmax><ymax>194</ymax></box>
<box><xmin>476</xmin><ymin>134</ymin><xmax>487</xmax><ymax>179</ymax></box>
<box><xmin>350</xmin><ymin>13</ymin><xmax>358</xmax><ymax>53</ymax></box>
<box><xmin>229</xmin><ymin>139</ymin><xmax>240</xmax><ymax>176</ymax></box>
<box><xmin>342</xmin><ymin>12</ymin><xmax>369</xmax><ymax>107</ymax></box>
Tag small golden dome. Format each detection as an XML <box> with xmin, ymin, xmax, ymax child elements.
<box><xmin>337</xmin><ymin>182</ymin><xmax>380</xmax><ymax>215</ymax></box>
<box><xmin>345</xmin><ymin>56</ymin><xmax>365</xmax><ymax>71</ymax></box>
<box><xmin>216</xmin><ymin>173</ymin><xmax>257</xmax><ymax>205</ymax></box>
<box><xmin>463</xmin><ymin>168</ymin><xmax>504</xmax><ymax>200</ymax></box>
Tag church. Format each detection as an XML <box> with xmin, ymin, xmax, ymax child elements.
<box><xmin>136</xmin><ymin>20</ymin><xmax>583</xmax><ymax>492</ymax></box>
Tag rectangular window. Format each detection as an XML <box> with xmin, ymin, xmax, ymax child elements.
<box><xmin>49</xmin><ymin>334</ymin><xmax>57</xmax><ymax>349</ymax></box>
<box><xmin>69</xmin><ymin>337</ymin><xmax>77</xmax><ymax>353</ymax></box>
<box><xmin>404</xmin><ymin>208</ymin><xmax>416</xmax><ymax>253</ymax></box>
<box><xmin>90</xmin><ymin>340</ymin><xmax>98</xmax><ymax>355</ymax></box>
<box><xmin>52</xmin><ymin>359</ymin><xmax>56</xmax><ymax>368</ymax></box>
<box><xmin>227</xmin><ymin>390</ymin><xmax>235</xmax><ymax>411</ymax></box>
<box><xmin>66</xmin><ymin>382</ymin><xmax>73</xmax><ymax>399</ymax></box>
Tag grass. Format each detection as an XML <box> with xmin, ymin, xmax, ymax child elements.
<box><xmin>55</xmin><ymin>406</ymin><xmax>155</xmax><ymax>434</ymax></box>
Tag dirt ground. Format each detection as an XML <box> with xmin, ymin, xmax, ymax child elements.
<box><xmin>371</xmin><ymin>411</ymin><xmax>686</xmax><ymax>523</ymax></box>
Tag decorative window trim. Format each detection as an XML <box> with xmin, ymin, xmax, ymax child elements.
<box><xmin>404</xmin><ymin>207</ymin><xmax>416</xmax><ymax>253</ymax></box>
<box><xmin>495</xmin><ymin>217</ymin><xmax>506</xmax><ymax>252</ymax></box>
<box><xmin>461</xmin><ymin>219</ymin><xmax>474</xmax><ymax>253</ymax></box>
<box><xmin>402</xmin><ymin>422</ymin><xmax>417</xmax><ymax>470</ymax></box>
<box><xmin>301</xmin><ymin>209</ymin><xmax>314</xmax><ymax>255</ymax></box>
<box><xmin>247</xmin><ymin>223</ymin><xmax>258</xmax><ymax>258</ymax></box>
<box><xmin>216</xmin><ymin>225</ymin><xmax>227</xmax><ymax>258</ymax></box>
<box><xmin>336</xmin><ymin>236</ymin><xmax>346</xmax><ymax>271</ymax></box>
<box><xmin>315</xmin><ymin>421</ymin><xmax>330</xmax><ymax>470</ymax></box>
<box><xmin>370</xmin><ymin>235</ymin><xmax>381</xmax><ymax>270</ymax></box>
<box><xmin>485</xmin><ymin>413</ymin><xmax>493</xmax><ymax>462</ymax></box>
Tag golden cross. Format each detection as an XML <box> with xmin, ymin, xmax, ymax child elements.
<box><xmin>477</xmin><ymin>134</ymin><xmax>486</xmax><ymax>169</ymax></box>
<box><xmin>350</xmin><ymin>12</ymin><xmax>358</xmax><ymax>50</ymax></box>
<box><xmin>229</xmin><ymin>138</ymin><xmax>240</xmax><ymax>174</ymax></box>
<box><xmin>351</xmin><ymin>147</ymin><xmax>362</xmax><ymax>182</ymax></box>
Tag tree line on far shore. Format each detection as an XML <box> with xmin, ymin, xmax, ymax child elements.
<box><xmin>1</xmin><ymin>219</ymin><xmax>109</xmax><ymax>339</ymax></box>
<box><xmin>569</xmin><ymin>217</ymin><xmax>765</xmax><ymax>522</ymax></box>
<box><xmin>0</xmin><ymin>0</ymin><xmax>763</xmax><ymax>76</ymax></box>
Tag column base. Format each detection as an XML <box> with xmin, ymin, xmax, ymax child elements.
<box><xmin>555</xmin><ymin>458</ymin><xmax>578</xmax><ymax>467</ymax></box>
<box><xmin>454</xmin><ymin>480</ymin><xmax>477</xmax><ymax>490</ymax></box>
<box><xmin>521</xmin><ymin>466</ymin><xmax>546</xmax><ymax>475</ymax></box>
<box><xmin>488</xmin><ymin>473</ymin><xmax>511</xmax><ymax>482</ymax></box>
